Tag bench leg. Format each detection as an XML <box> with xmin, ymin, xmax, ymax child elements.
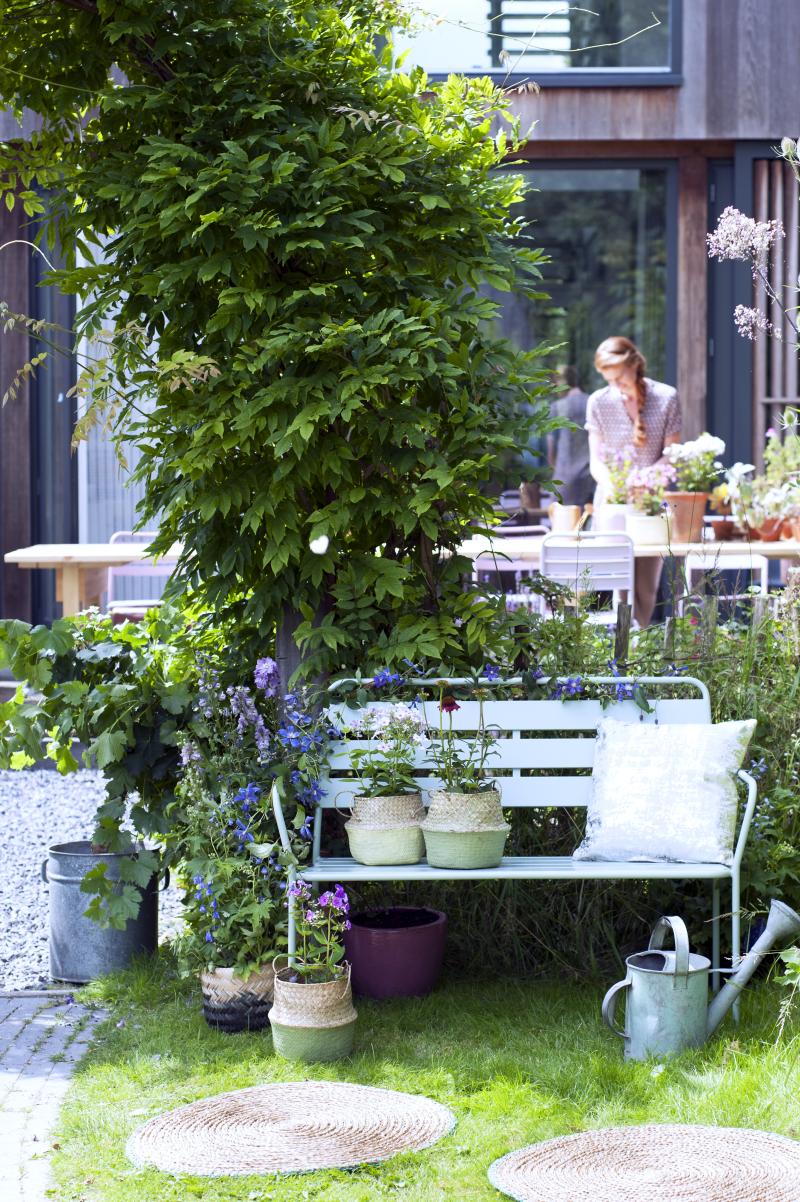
<box><xmin>712</xmin><ymin>880</ymin><xmax>721</xmax><ymax>993</ymax></box>
<box><xmin>731</xmin><ymin>870</ymin><xmax>741</xmax><ymax>1023</ymax></box>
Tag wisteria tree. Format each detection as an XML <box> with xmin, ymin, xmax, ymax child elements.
<box><xmin>0</xmin><ymin>0</ymin><xmax>552</xmax><ymax>684</ymax></box>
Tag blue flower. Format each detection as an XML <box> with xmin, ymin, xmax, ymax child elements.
<box><xmin>483</xmin><ymin>663</ymin><xmax>501</xmax><ymax>682</ymax></box>
<box><xmin>205</xmin><ymin>931</ymin><xmax>214</xmax><ymax>943</ymax></box>
<box><xmin>372</xmin><ymin>668</ymin><xmax>404</xmax><ymax>689</ymax></box>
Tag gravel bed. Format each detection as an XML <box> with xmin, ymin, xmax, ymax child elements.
<box><xmin>0</xmin><ymin>768</ymin><xmax>183</xmax><ymax>992</ymax></box>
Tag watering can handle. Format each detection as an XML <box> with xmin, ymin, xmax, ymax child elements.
<box><xmin>601</xmin><ymin>978</ymin><xmax>630</xmax><ymax>1039</ymax></box>
<box><xmin>648</xmin><ymin>915</ymin><xmax>691</xmax><ymax>979</ymax></box>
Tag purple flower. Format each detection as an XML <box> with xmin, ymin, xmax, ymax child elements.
<box><xmin>180</xmin><ymin>742</ymin><xmax>202</xmax><ymax>766</ymax></box>
<box><xmin>205</xmin><ymin>931</ymin><xmax>214</xmax><ymax>943</ymax></box>
<box><xmin>254</xmin><ymin>656</ymin><xmax>280</xmax><ymax>696</ymax></box>
<box><xmin>483</xmin><ymin>663</ymin><xmax>501</xmax><ymax>682</ymax></box>
<box><xmin>440</xmin><ymin>695</ymin><xmax>461</xmax><ymax>713</ymax></box>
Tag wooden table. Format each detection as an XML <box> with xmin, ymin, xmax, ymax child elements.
<box><xmin>460</xmin><ymin>534</ymin><xmax>800</xmax><ymax>565</ymax></box>
<box><xmin>4</xmin><ymin>543</ymin><xmax>180</xmax><ymax>616</ymax></box>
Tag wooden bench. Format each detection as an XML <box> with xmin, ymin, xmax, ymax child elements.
<box><xmin>272</xmin><ymin>676</ymin><xmax>757</xmax><ymax>985</ymax></box>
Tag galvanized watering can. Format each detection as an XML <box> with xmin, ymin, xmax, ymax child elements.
<box><xmin>602</xmin><ymin>900</ymin><xmax>800</xmax><ymax>1061</ymax></box>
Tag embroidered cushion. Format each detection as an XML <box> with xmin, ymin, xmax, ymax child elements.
<box><xmin>573</xmin><ymin>718</ymin><xmax>756</xmax><ymax>865</ymax></box>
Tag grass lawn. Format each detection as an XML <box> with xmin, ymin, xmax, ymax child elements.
<box><xmin>53</xmin><ymin>954</ymin><xmax>800</xmax><ymax>1202</ymax></box>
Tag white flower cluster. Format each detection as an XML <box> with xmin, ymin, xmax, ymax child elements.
<box><xmin>734</xmin><ymin>304</ymin><xmax>779</xmax><ymax>341</ymax></box>
<box><xmin>707</xmin><ymin>206</ymin><xmax>784</xmax><ymax>263</ymax></box>
<box><xmin>664</xmin><ymin>433</ymin><xmax>725</xmax><ymax>464</ymax></box>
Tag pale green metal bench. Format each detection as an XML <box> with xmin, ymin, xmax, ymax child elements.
<box><xmin>272</xmin><ymin>676</ymin><xmax>757</xmax><ymax>986</ymax></box>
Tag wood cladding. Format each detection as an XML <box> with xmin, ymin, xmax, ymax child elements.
<box><xmin>753</xmin><ymin>159</ymin><xmax>800</xmax><ymax>465</ymax></box>
<box><xmin>507</xmin><ymin>0</ymin><xmax>800</xmax><ymax>143</ymax></box>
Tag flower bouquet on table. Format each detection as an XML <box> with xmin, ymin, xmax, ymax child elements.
<box><xmin>625</xmin><ymin>462</ymin><xmax>675</xmax><ymax>544</ymax></box>
<box><xmin>269</xmin><ymin>879</ymin><xmax>357</xmax><ymax>1062</ymax></box>
<box><xmin>169</xmin><ymin>656</ymin><xmax>329</xmax><ymax>1032</ymax></box>
<box><xmin>420</xmin><ymin>688</ymin><xmax>509</xmax><ymax>870</ymax></box>
<box><xmin>342</xmin><ymin>701</ymin><xmax>428</xmax><ymax>866</ymax></box>
<box><xmin>662</xmin><ymin>433</ymin><xmax>725</xmax><ymax>542</ymax></box>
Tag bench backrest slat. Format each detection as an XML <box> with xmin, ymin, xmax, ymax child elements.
<box><xmin>322</xmin><ymin>682</ymin><xmax>711</xmax><ymax>815</ymax></box>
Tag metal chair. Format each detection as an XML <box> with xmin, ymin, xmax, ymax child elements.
<box><xmin>106</xmin><ymin>531</ymin><xmax>175</xmax><ymax>622</ymax></box>
<box><xmin>539</xmin><ymin>531</ymin><xmax>635</xmax><ymax>624</ymax></box>
<box><xmin>679</xmin><ymin>550</ymin><xmax>769</xmax><ymax>617</ymax></box>
<box><xmin>473</xmin><ymin>525</ymin><xmax>549</xmax><ymax>595</ymax></box>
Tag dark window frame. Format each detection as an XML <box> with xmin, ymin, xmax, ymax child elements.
<box><xmin>502</xmin><ymin>157</ymin><xmax>679</xmax><ymax>386</ymax></box>
<box><xmin>421</xmin><ymin>0</ymin><xmax>682</xmax><ymax>88</ymax></box>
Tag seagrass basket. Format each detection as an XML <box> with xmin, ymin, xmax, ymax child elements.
<box><xmin>421</xmin><ymin>788</ymin><xmax>510</xmax><ymax>870</ymax></box>
<box><xmin>269</xmin><ymin>965</ymin><xmax>357</xmax><ymax>1062</ymax></box>
<box><xmin>199</xmin><ymin>962</ymin><xmax>275</xmax><ymax>1033</ymax></box>
<box><xmin>345</xmin><ymin>792</ymin><xmax>425</xmax><ymax>866</ymax></box>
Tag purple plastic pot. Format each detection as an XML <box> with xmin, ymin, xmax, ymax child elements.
<box><xmin>344</xmin><ymin>906</ymin><xmax>447</xmax><ymax>999</ymax></box>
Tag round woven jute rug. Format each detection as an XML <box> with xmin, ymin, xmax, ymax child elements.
<box><xmin>488</xmin><ymin>1125</ymin><xmax>800</xmax><ymax>1202</ymax></box>
<box><xmin>127</xmin><ymin>1081</ymin><xmax>455</xmax><ymax>1176</ymax></box>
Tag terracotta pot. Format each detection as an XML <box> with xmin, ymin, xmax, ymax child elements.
<box><xmin>781</xmin><ymin>518</ymin><xmax>795</xmax><ymax>540</ymax></box>
<box><xmin>791</xmin><ymin>517</ymin><xmax>800</xmax><ymax>541</ymax></box>
<box><xmin>663</xmin><ymin>492</ymin><xmax>708</xmax><ymax>544</ymax></box>
<box><xmin>758</xmin><ymin>517</ymin><xmax>785</xmax><ymax>542</ymax></box>
<box><xmin>344</xmin><ymin>907</ymin><xmax>447</xmax><ymax>999</ymax></box>
<box><xmin>710</xmin><ymin>517</ymin><xmax>737</xmax><ymax>541</ymax></box>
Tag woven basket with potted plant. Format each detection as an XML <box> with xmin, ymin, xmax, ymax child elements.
<box><xmin>420</xmin><ymin>687</ymin><xmax>509</xmax><ymax>870</ymax></box>
<box><xmin>270</xmin><ymin>878</ymin><xmax>357</xmax><ymax>1062</ymax></box>
<box><xmin>342</xmin><ymin>701</ymin><xmax>427</xmax><ymax>865</ymax></box>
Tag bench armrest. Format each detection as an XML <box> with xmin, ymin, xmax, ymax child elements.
<box><xmin>271</xmin><ymin>780</ymin><xmax>294</xmax><ymax>853</ymax></box>
<box><xmin>733</xmin><ymin>769</ymin><xmax>757</xmax><ymax>870</ymax></box>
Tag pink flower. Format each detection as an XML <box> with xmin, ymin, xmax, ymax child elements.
<box><xmin>440</xmin><ymin>695</ymin><xmax>461</xmax><ymax>713</ymax></box>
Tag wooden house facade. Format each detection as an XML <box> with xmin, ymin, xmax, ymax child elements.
<box><xmin>1</xmin><ymin>0</ymin><xmax>799</xmax><ymax>621</ymax></box>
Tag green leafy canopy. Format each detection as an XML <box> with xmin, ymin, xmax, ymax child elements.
<box><xmin>0</xmin><ymin>0</ymin><xmax>554</xmax><ymax>678</ymax></box>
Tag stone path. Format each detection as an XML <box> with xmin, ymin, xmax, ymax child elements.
<box><xmin>0</xmin><ymin>994</ymin><xmax>106</xmax><ymax>1201</ymax></box>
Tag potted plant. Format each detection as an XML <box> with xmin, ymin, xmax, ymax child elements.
<box><xmin>596</xmin><ymin>449</ymin><xmax>632</xmax><ymax>531</ymax></box>
<box><xmin>420</xmin><ymin>690</ymin><xmax>509</xmax><ymax>869</ymax></box>
<box><xmin>170</xmin><ymin>661</ymin><xmax>328</xmax><ymax>1032</ymax></box>
<box><xmin>343</xmin><ymin>905</ymin><xmax>447</xmax><ymax>999</ymax></box>
<box><xmin>269</xmin><ymin>878</ymin><xmax>357</xmax><ymax>1062</ymax></box>
<box><xmin>625</xmin><ymin>463</ymin><xmax>675</xmax><ymax>544</ymax></box>
<box><xmin>663</xmin><ymin>433</ymin><xmax>725</xmax><ymax>543</ymax></box>
<box><xmin>343</xmin><ymin>702</ymin><xmax>427</xmax><ymax>865</ymax></box>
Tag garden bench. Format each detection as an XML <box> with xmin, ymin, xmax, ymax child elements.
<box><xmin>272</xmin><ymin>676</ymin><xmax>757</xmax><ymax>986</ymax></box>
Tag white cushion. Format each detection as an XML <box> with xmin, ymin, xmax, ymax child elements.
<box><xmin>573</xmin><ymin>718</ymin><xmax>756</xmax><ymax>866</ymax></box>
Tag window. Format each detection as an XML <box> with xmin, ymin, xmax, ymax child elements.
<box><xmin>393</xmin><ymin>0</ymin><xmax>680</xmax><ymax>86</ymax></box>
<box><xmin>498</xmin><ymin>162</ymin><xmax>676</xmax><ymax>391</ymax></box>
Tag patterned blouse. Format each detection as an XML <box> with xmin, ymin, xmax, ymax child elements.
<box><xmin>585</xmin><ymin>377</ymin><xmax>681</xmax><ymax>508</ymax></box>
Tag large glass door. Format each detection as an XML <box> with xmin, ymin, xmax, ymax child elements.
<box><xmin>501</xmin><ymin>162</ymin><xmax>676</xmax><ymax>392</ymax></box>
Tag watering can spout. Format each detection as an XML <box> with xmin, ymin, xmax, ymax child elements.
<box><xmin>706</xmin><ymin>899</ymin><xmax>800</xmax><ymax>1036</ymax></box>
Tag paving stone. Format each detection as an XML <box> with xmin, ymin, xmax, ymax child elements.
<box><xmin>0</xmin><ymin>997</ymin><xmax>106</xmax><ymax>1201</ymax></box>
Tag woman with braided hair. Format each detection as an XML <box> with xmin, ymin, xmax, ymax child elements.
<box><xmin>586</xmin><ymin>336</ymin><xmax>681</xmax><ymax>626</ymax></box>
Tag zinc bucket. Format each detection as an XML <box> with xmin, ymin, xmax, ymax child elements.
<box><xmin>42</xmin><ymin>841</ymin><xmax>160</xmax><ymax>983</ymax></box>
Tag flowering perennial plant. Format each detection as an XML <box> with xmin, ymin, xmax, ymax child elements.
<box><xmin>707</xmin><ymin>205</ymin><xmax>798</xmax><ymax>345</ymax></box>
<box><xmin>663</xmin><ymin>434</ymin><xmax>725</xmax><ymax>492</ymax></box>
<box><xmin>627</xmin><ymin>462</ymin><xmax>676</xmax><ymax>515</ymax></box>
<box><xmin>169</xmin><ymin>660</ymin><xmax>332</xmax><ymax>976</ymax></box>
<box><xmin>425</xmin><ymin>689</ymin><xmax>498</xmax><ymax>793</ymax></box>
<box><xmin>345</xmin><ymin>703</ymin><xmax>427</xmax><ymax>796</ymax></box>
<box><xmin>286</xmin><ymin>878</ymin><xmax>351</xmax><ymax>979</ymax></box>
